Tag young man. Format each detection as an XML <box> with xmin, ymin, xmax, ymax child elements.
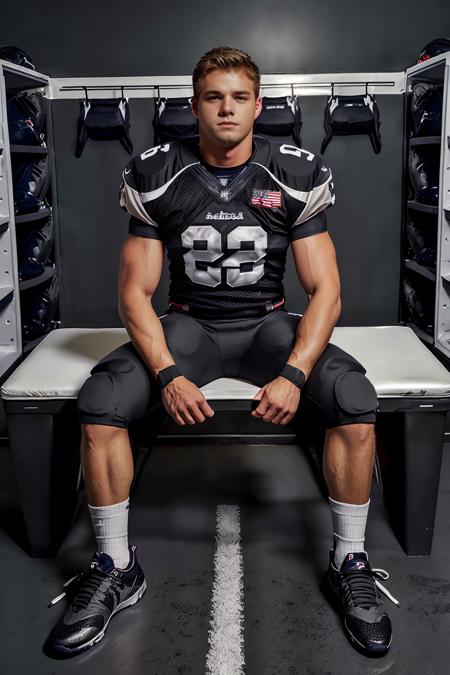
<box><xmin>47</xmin><ymin>47</ymin><xmax>392</xmax><ymax>657</ymax></box>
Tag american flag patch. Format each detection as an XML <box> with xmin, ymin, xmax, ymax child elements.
<box><xmin>251</xmin><ymin>189</ymin><xmax>282</xmax><ymax>208</ymax></box>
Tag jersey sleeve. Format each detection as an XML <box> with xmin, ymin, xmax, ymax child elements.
<box><xmin>119</xmin><ymin>153</ymin><xmax>163</xmax><ymax>240</ymax></box>
<box><xmin>289</xmin><ymin>155</ymin><xmax>335</xmax><ymax>241</ymax></box>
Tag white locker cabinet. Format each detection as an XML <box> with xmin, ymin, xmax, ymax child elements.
<box><xmin>0</xmin><ymin>59</ymin><xmax>60</xmax><ymax>381</ymax></box>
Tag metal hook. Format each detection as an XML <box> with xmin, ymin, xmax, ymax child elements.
<box><xmin>83</xmin><ymin>86</ymin><xmax>89</xmax><ymax>101</ymax></box>
<box><xmin>121</xmin><ymin>85</ymin><xmax>125</xmax><ymax>101</ymax></box>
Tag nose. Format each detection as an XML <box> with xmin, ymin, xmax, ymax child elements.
<box><xmin>219</xmin><ymin>95</ymin><xmax>234</xmax><ymax>116</ymax></box>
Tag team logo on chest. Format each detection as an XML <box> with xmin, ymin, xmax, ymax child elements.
<box><xmin>205</xmin><ymin>211</ymin><xmax>244</xmax><ymax>220</ymax></box>
<box><xmin>251</xmin><ymin>189</ymin><xmax>282</xmax><ymax>208</ymax></box>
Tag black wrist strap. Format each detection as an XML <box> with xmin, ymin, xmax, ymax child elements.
<box><xmin>279</xmin><ymin>363</ymin><xmax>306</xmax><ymax>389</ymax></box>
<box><xmin>157</xmin><ymin>364</ymin><xmax>181</xmax><ymax>389</ymax></box>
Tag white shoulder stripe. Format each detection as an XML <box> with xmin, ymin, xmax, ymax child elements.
<box><xmin>120</xmin><ymin>175</ymin><xmax>159</xmax><ymax>227</ymax></box>
<box><xmin>139</xmin><ymin>162</ymin><xmax>200</xmax><ymax>203</ymax></box>
<box><xmin>249</xmin><ymin>162</ymin><xmax>310</xmax><ymax>202</ymax></box>
<box><xmin>293</xmin><ymin>171</ymin><xmax>334</xmax><ymax>226</ymax></box>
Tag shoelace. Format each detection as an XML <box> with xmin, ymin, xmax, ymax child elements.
<box><xmin>71</xmin><ymin>570</ymin><xmax>109</xmax><ymax>612</ymax></box>
<box><xmin>48</xmin><ymin>561</ymin><xmax>113</xmax><ymax>609</ymax></box>
<box><xmin>48</xmin><ymin>572</ymin><xmax>83</xmax><ymax>607</ymax></box>
<box><xmin>343</xmin><ymin>567</ymin><xmax>399</xmax><ymax>608</ymax></box>
<box><xmin>372</xmin><ymin>568</ymin><xmax>399</xmax><ymax>607</ymax></box>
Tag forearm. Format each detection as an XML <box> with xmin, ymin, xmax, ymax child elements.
<box><xmin>286</xmin><ymin>289</ymin><xmax>341</xmax><ymax>380</ymax></box>
<box><xmin>118</xmin><ymin>289</ymin><xmax>175</xmax><ymax>378</ymax></box>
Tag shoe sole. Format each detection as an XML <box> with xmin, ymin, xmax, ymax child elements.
<box><xmin>50</xmin><ymin>578</ymin><xmax>148</xmax><ymax>656</ymax></box>
<box><xmin>326</xmin><ymin>572</ymin><xmax>391</xmax><ymax>658</ymax></box>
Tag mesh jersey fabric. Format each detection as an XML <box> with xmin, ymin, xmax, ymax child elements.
<box><xmin>119</xmin><ymin>135</ymin><xmax>335</xmax><ymax>319</ymax></box>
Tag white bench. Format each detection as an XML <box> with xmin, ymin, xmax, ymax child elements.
<box><xmin>2</xmin><ymin>323</ymin><xmax>450</xmax><ymax>557</ymax></box>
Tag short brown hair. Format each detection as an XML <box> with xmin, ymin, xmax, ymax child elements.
<box><xmin>192</xmin><ymin>46</ymin><xmax>260</xmax><ymax>98</ymax></box>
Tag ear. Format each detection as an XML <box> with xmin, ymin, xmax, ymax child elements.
<box><xmin>254</xmin><ymin>95</ymin><xmax>263</xmax><ymax>121</ymax></box>
<box><xmin>191</xmin><ymin>97</ymin><xmax>199</xmax><ymax>119</ymax></box>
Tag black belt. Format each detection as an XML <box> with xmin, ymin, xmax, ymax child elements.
<box><xmin>168</xmin><ymin>297</ymin><xmax>285</xmax><ymax>317</ymax></box>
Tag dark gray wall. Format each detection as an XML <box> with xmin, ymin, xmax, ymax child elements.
<box><xmin>1</xmin><ymin>0</ymin><xmax>449</xmax><ymax>327</ymax></box>
<box><xmin>0</xmin><ymin>1</ymin><xmax>448</xmax><ymax>76</ymax></box>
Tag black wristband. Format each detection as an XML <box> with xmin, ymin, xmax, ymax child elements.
<box><xmin>157</xmin><ymin>364</ymin><xmax>182</xmax><ymax>390</ymax></box>
<box><xmin>279</xmin><ymin>363</ymin><xmax>306</xmax><ymax>389</ymax></box>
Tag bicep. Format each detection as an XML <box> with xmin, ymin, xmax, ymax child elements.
<box><xmin>290</xmin><ymin>231</ymin><xmax>340</xmax><ymax>299</ymax></box>
<box><xmin>118</xmin><ymin>234</ymin><xmax>164</xmax><ymax>300</ymax></box>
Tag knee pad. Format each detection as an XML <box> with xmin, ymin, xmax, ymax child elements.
<box><xmin>334</xmin><ymin>371</ymin><xmax>378</xmax><ymax>416</ymax></box>
<box><xmin>77</xmin><ymin>372</ymin><xmax>121</xmax><ymax>416</ymax></box>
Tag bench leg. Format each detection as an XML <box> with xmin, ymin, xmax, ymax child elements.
<box><xmin>376</xmin><ymin>411</ymin><xmax>446</xmax><ymax>555</ymax></box>
<box><xmin>7</xmin><ymin>413</ymin><xmax>81</xmax><ymax>557</ymax></box>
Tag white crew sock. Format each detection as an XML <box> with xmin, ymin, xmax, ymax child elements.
<box><xmin>329</xmin><ymin>497</ymin><xmax>370</xmax><ymax>569</ymax></box>
<box><xmin>88</xmin><ymin>498</ymin><xmax>130</xmax><ymax>569</ymax></box>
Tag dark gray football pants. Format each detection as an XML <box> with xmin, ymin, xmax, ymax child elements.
<box><xmin>77</xmin><ymin>308</ymin><xmax>378</xmax><ymax>431</ymax></box>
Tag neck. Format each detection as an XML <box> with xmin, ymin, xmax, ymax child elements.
<box><xmin>198</xmin><ymin>133</ymin><xmax>253</xmax><ymax>167</ymax></box>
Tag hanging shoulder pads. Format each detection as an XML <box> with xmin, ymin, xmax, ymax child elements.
<box><xmin>75</xmin><ymin>98</ymin><xmax>133</xmax><ymax>157</ymax></box>
<box><xmin>321</xmin><ymin>93</ymin><xmax>382</xmax><ymax>154</ymax></box>
<box><xmin>254</xmin><ymin>96</ymin><xmax>302</xmax><ymax>146</ymax></box>
<box><xmin>153</xmin><ymin>97</ymin><xmax>198</xmax><ymax>144</ymax></box>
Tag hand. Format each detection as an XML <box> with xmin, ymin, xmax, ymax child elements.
<box><xmin>251</xmin><ymin>376</ymin><xmax>301</xmax><ymax>425</ymax></box>
<box><xmin>161</xmin><ymin>376</ymin><xmax>215</xmax><ymax>426</ymax></box>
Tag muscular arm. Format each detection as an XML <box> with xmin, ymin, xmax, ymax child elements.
<box><xmin>117</xmin><ymin>234</ymin><xmax>174</xmax><ymax>378</ymax></box>
<box><xmin>117</xmin><ymin>234</ymin><xmax>214</xmax><ymax>426</ymax></box>
<box><xmin>288</xmin><ymin>231</ymin><xmax>341</xmax><ymax>380</ymax></box>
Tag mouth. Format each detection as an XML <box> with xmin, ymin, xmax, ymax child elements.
<box><xmin>218</xmin><ymin>122</ymin><xmax>237</xmax><ymax>127</ymax></box>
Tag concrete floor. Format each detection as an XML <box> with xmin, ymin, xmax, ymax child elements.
<box><xmin>1</xmin><ymin>439</ymin><xmax>450</xmax><ymax>675</ymax></box>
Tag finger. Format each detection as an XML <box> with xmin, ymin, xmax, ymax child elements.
<box><xmin>180</xmin><ymin>408</ymin><xmax>196</xmax><ymax>425</ymax></box>
<box><xmin>189</xmin><ymin>404</ymin><xmax>206</xmax><ymax>424</ymax></box>
<box><xmin>173</xmin><ymin>411</ymin><xmax>186</xmax><ymax>426</ymax></box>
<box><xmin>199</xmin><ymin>398</ymin><xmax>215</xmax><ymax>417</ymax></box>
<box><xmin>263</xmin><ymin>405</ymin><xmax>281</xmax><ymax>423</ymax></box>
<box><xmin>279</xmin><ymin>412</ymin><xmax>294</xmax><ymax>426</ymax></box>
<box><xmin>252</xmin><ymin>399</ymin><xmax>270</xmax><ymax>418</ymax></box>
<box><xmin>271</xmin><ymin>408</ymin><xmax>287</xmax><ymax>424</ymax></box>
<box><xmin>252</xmin><ymin>386</ymin><xmax>266</xmax><ymax>402</ymax></box>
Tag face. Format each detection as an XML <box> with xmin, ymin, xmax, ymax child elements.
<box><xmin>192</xmin><ymin>68</ymin><xmax>262</xmax><ymax>149</ymax></box>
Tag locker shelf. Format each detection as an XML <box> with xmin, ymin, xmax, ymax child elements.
<box><xmin>19</xmin><ymin>266</ymin><xmax>55</xmax><ymax>292</ymax></box>
<box><xmin>15</xmin><ymin>209</ymin><xmax>51</xmax><ymax>225</ymax></box>
<box><xmin>407</xmin><ymin>201</ymin><xmax>439</xmax><ymax>215</ymax></box>
<box><xmin>10</xmin><ymin>145</ymin><xmax>48</xmax><ymax>155</ymax></box>
<box><xmin>405</xmin><ymin>259</ymin><xmax>436</xmax><ymax>282</ymax></box>
<box><xmin>407</xmin><ymin>56</ymin><xmax>446</xmax><ymax>84</ymax></box>
<box><xmin>409</xmin><ymin>136</ymin><xmax>441</xmax><ymax>146</ymax></box>
<box><xmin>3</xmin><ymin>63</ymin><xmax>48</xmax><ymax>93</ymax></box>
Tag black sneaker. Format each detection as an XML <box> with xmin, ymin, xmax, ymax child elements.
<box><xmin>45</xmin><ymin>545</ymin><xmax>147</xmax><ymax>657</ymax></box>
<box><xmin>327</xmin><ymin>551</ymin><xmax>393</xmax><ymax>657</ymax></box>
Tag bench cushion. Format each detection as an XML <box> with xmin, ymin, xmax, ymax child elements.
<box><xmin>2</xmin><ymin>324</ymin><xmax>450</xmax><ymax>401</ymax></box>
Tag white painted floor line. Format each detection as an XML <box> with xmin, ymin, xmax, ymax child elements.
<box><xmin>206</xmin><ymin>505</ymin><xmax>245</xmax><ymax>675</ymax></box>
